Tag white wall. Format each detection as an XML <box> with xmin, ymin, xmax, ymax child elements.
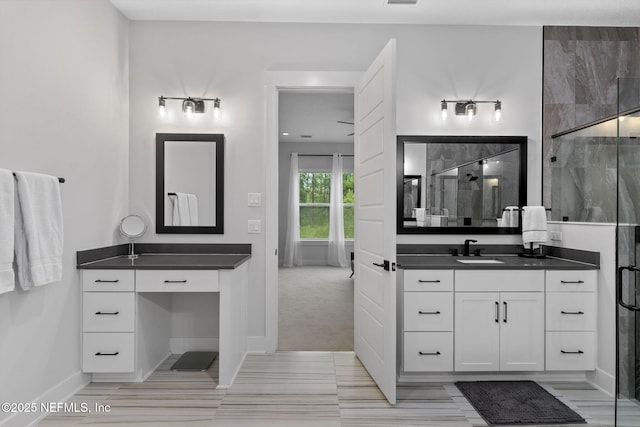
<box><xmin>278</xmin><ymin>141</ymin><xmax>354</xmax><ymax>266</ymax></box>
<box><xmin>547</xmin><ymin>222</ymin><xmax>617</xmax><ymax>395</ymax></box>
<box><xmin>0</xmin><ymin>1</ymin><xmax>129</xmax><ymax>425</ymax></box>
<box><xmin>128</xmin><ymin>22</ymin><xmax>541</xmax><ymax>343</ymax></box>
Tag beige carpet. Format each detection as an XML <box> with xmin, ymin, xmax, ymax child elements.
<box><xmin>278</xmin><ymin>266</ymin><xmax>354</xmax><ymax>351</ymax></box>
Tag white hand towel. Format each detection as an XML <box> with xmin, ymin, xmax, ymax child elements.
<box><xmin>501</xmin><ymin>206</ymin><xmax>519</xmax><ymax>227</ymax></box>
<box><xmin>522</xmin><ymin>206</ymin><xmax>548</xmax><ymax>250</ymax></box>
<box><xmin>14</xmin><ymin>172</ymin><xmax>63</xmax><ymax>289</ymax></box>
<box><xmin>171</xmin><ymin>193</ymin><xmax>191</xmax><ymax>226</ymax></box>
<box><xmin>186</xmin><ymin>193</ymin><xmax>198</xmax><ymax>226</ymax></box>
<box><xmin>0</xmin><ymin>169</ymin><xmax>15</xmax><ymax>294</ymax></box>
<box><xmin>170</xmin><ymin>194</ymin><xmax>181</xmax><ymax>226</ymax></box>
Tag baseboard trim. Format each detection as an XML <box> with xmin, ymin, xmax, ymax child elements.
<box><xmin>0</xmin><ymin>370</ymin><xmax>89</xmax><ymax>427</ymax></box>
<box><xmin>398</xmin><ymin>371</ymin><xmax>589</xmax><ymax>384</ymax></box>
<box><xmin>587</xmin><ymin>367</ymin><xmax>615</xmax><ymax>396</ymax></box>
<box><xmin>169</xmin><ymin>337</ymin><xmax>219</xmax><ymax>354</ymax></box>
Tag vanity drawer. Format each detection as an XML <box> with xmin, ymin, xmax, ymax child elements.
<box><xmin>83</xmin><ymin>270</ymin><xmax>135</xmax><ymax>292</ymax></box>
<box><xmin>546</xmin><ymin>331</ymin><xmax>596</xmax><ymax>371</ymax></box>
<box><xmin>83</xmin><ymin>292</ymin><xmax>135</xmax><ymax>332</ymax></box>
<box><xmin>82</xmin><ymin>332</ymin><xmax>134</xmax><ymax>373</ymax></box>
<box><xmin>404</xmin><ymin>292</ymin><xmax>453</xmax><ymax>332</ymax></box>
<box><xmin>455</xmin><ymin>270</ymin><xmax>544</xmax><ymax>292</ymax></box>
<box><xmin>546</xmin><ymin>293</ymin><xmax>596</xmax><ymax>331</ymax></box>
<box><xmin>136</xmin><ymin>270</ymin><xmax>219</xmax><ymax>292</ymax></box>
<box><xmin>546</xmin><ymin>270</ymin><xmax>597</xmax><ymax>292</ymax></box>
<box><xmin>403</xmin><ymin>270</ymin><xmax>453</xmax><ymax>292</ymax></box>
<box><xmin>403</xmin><ymin>332</ymin><xmax>453</xmax><ymax>372</ymax></box>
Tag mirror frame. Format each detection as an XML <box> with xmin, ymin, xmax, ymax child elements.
<box><xmin>396</xmin><ymin>135</ymin><xmax>527</xmax><ymax>234</ymax></box>
<box><xmin>156</xmin><ymin>133</ymin><xmax>224</xmax><ymax>234</ymax></box>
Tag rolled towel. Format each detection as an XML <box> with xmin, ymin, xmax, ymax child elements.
<box><xmin>522</xmin><ymin>206</ymin><xmax>548</xmax><ymax>250</ymax></box>
<box><xmin>0</xmin><ymin>169</ymin><xmax>14</xmax><ymax>294</ymax></box>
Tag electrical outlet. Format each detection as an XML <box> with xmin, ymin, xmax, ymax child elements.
<box><xmin>248</xmin><ymin>193</ymin><xmax>262</xmax><ymax>207</ymax></box>
<box><xmin>549</xmin><ymin>231</ymin><xmax>562</xmax><ymax>241</ymax></box>
<box><xmin>248</xmin><ymin>220</ymin><xmax>261</xmax><ymax>234</ymax></box>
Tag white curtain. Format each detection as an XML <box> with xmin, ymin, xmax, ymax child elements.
<box><xmin>328</xmin><ymin>153</ymin><xmax>349</xmax><ymax>267</ymax></box>
<box><xmin>283</xmin><ymin>153</ymin><xmax>302</xmax><ymax>267</ymax></box>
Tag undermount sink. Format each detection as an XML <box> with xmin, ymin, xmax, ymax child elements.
<box><xmin>456</xmin><ymin>258</ymin><xmax>504</xmax><ymax>264</ymax></box>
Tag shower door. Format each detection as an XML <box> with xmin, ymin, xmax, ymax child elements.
<box><xmin>616</xmin><ymin>77</ymin><xmax>640</xmax><ymax>426</ymax></box>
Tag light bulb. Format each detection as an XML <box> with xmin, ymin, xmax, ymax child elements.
<box><xmin>213</xmin><ymin>98</ymin><xmax>221</xmax><ymax>121</ymax></box>
<box><xmin>441</xmin><ymin>100</ymin><xmax>448</xmax><ymax>120</ymax></box>
<box><xmin>158</xmin><ymin>97</ymin><xmax>166</xmax><ymax>119</ymax></box>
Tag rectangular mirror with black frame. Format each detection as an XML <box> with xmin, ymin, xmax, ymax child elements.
<box><xmin>156</xmin><ymin>133</ymin><xmax>224</xmax><ymax>234</ymax></box>
<box><xmin>397</xmin><ymin>135</ymin><xmax>527</xmax><ymax>234</ymax></box>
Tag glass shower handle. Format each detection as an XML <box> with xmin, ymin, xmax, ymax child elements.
<box><xmin>617</xmin><ymin>265</ymin><xmax>640</xmax><ymax>312</ymax></box>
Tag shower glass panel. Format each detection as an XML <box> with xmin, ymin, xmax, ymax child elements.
<box><xmin>549</xmin><ymin>117</ymin><xmax>617</xmax><ymax>223</ymax></box>
<box><xmin>616</xmin><ymin>77</ymin><xmax>640</xmax><ymax>426</ymax></box>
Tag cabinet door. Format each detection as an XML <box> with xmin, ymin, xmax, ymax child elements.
<box><xmin>454</xmin><ymin>292</ymin><xmax>500</xmax><ymax>371</ymax></box>
<box><xmin>499</xmin><ymin>292</ymin><xmax>544</xmax><ymax>371</ymax></box>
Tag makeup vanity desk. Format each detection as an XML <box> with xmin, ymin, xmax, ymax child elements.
<box><xmin>77</xmin><ymin>244</ymin><xmax>251</xmax><ymax>389</ymax></box>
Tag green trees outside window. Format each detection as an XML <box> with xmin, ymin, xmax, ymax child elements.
<box><xmin>299</xmin><ymin>172</ymin><xmax>354</xmax><ymax>239</ymax></box>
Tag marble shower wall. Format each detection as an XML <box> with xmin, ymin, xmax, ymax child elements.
<box><xmin>543</xmin><ymin>26</ymin><xmax>640</xmax><ymax>222</ymax></box>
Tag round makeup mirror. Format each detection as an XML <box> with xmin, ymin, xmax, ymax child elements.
<box><xmin>119</xmin><ymin>215</ymin><xmax>146</xmax><ymax>259</ymax></box>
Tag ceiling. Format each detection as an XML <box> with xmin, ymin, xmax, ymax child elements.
<box><xmin>110</xmin><ymin>0</ymin><xmax>640</xmax><ymax>26</ymax></box>
<box><xmin>279</xmin><ymin>92</ymin><xmax>354</xmax><ymax>145</ymax></box>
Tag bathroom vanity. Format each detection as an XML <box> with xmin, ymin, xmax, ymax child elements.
<box><xmin>77</xmin><ymin>244</ymin><xmax>250</xmax><ymax>389</ymax></box>
<box><xmin>397</xmin><ymin>246</ymin><xmax>598</xmax><ymax>379</ymax></box>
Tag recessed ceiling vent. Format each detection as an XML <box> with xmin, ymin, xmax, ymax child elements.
<box><xmin>300</xmin><ymin>134</ymin><xmax>313</xmax><ymax>138</ymax></box>
<box><xmin>386</xmin><ymin>0</ymin><xmax>418</xmax><ymax>4</ymax></box>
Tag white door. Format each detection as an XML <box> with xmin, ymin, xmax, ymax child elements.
<box><xmin>454</xmin><ymin>292</ymin><xmax>500</xmax><ymax>371</ymax></box>
<box><xmin>354</xmin><ymin>39</ymin><xmax>397</xmax><ymax>404</ymax></box>
<box><xmin>499</xmin><ymin>292</ymin><xmax>545</xmax><ymax>371</ymax></box>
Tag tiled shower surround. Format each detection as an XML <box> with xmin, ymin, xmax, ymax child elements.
<box><xmin>542</xmin><ymin>26</ymin><xmax>640</xmax><ymax>222</ymax></box>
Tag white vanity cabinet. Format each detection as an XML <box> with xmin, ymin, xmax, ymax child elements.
<box><xmin>454</xmin><ymin>270</ymin><xmax>545</xmax><ymax>372</ymax></box>
<box><xmin>545</xmin><ymin>270</ymin><xmax>597</xmax><ymax>371</ymax></box>
<box><xmin>401</xmin><ymin>270</ymin><xmax>454</xmax><ymax>372</ymax></box>
<box><xmin>80</xmin><ymin>262</ymin><xmax>249</xmax><ymax>388</ymax></box>
<box><xmin>82</xmin><ymin>270</ymin><xmax>136</xmax><ymax>373</ymax></box>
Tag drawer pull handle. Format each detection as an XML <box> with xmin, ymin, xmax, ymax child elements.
<box><xmin>418</xmin><ymin>351</ymin><xmax>441</xmax><ymax>356</ymax></box>
<box><xmin>561</xmin><ymin>310</ymin><xmax>584</xmax><ymax>315</ymax></box>
<box><xmin>560</xmin><ymin>350</ymin><xmax>584</xmax><ymax>354</ymax></box>
<box><xmin>560</xmin><ymin>280</ymin><xmax>584</xmax><ymax>284</ymax></box>
<box><xmin>418</xmin><ymin>279</ymin><xmax>441</xmax><ymax>283</ymax></box>
<box><xmin>164</xmin><ymin>280</ymin><xmax>187</xmax><ymax>283</ymax></box>
<box><xmin>95</xmin><ymin>351</ymin><xmax>119</xmax><ymax>356</ymax></box>
<box><xmin>95</xmin><ymin>311</ymin><xmax>119</xmax><ymax>315</ymax></box>
<box><xmin>418</xmin><ymin>310</ymin><xmax>441</xmax><ymax>315</ymax></box>
<box><xmin>95</xmin><ymin>279</ymin><xmax>119</xmax><ymax>283</ymax></box>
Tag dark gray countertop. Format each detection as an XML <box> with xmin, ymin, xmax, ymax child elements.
<box><xmin>397</xmin><ymin>254</ymin><xmax>598</xmax><ymax>270</ymax></box>
<box><xmin>77</xmin><ymin>253</ymin><xmax>251</xmax><ymax>270</ymax></box>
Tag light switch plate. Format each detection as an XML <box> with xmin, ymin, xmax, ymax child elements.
<box><xmin>248</xmin><ymin>193</ymin><xmax>262</xmax><ymax>207</ymax></box>
<box><xmin>248</xmin><ymin>220</ymin><xmax>261</xmax><ymax>234</ymax></box>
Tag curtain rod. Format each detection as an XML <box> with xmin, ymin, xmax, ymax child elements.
<box><xmin>12</xmin><ymin>172</ymin><xmax>65</xmax><ymax>183</ymax></box>
<box><xmin>291</xmin><ymin>154</ymin><xmax>354</xmax><ymax>157</ymax></box>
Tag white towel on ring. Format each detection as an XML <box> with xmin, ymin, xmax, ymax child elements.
<box><xmin>522</xmin><ymin>206</ymin><xmax>548</xmax><ymax>250</ymax></box>
<box><xmin>14</xmin><ymin>172</ymin><xmax>63</xmax><ymax>289</ymax></box>
<box><xmin>0</xmin><ymin>169</ymin><xmax>15</xmax><ymax>294</ymax></box>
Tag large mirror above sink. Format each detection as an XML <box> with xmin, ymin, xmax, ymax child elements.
<box><xmin>156</xmin><ymin>133</ymin><xmax>224</xmax><ymax>234</ymax></box>
<box><xmin>397</xmin><ymin>135</ymin><xmax>527</xmax><ymax>234</ymax></box>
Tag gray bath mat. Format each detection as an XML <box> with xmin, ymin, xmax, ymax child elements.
<box><xmin>171</xmin><ymin>351</ymin><xmax>218</xmax><ymax>371</ymax></box>
<box><xmin>455</xmin><ymin>380</ymin><xmax>586</xmax><ymax>425</ymax></box>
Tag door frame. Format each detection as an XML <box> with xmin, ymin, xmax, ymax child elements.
<box><xmin>263</xmin><ymin>71</ymin><xmax>362</xmax><ymax>352</ymax></box>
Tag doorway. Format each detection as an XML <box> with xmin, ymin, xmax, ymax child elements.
<box><xmin>277</xmin><ymin>90</ymin><xmax>355</xmax><ymax>351</ymax></box>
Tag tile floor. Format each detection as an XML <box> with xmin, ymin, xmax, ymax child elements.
<box><xmin>38</xmin><ymin>351</ymin><xmax>640</xmax><ymax>426</ymax></box>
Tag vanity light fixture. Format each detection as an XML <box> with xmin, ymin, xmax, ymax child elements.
<box><xmin>440</xmin><ymin>99</ymin><xmax>502</xmax><ymax>121</ymax></box>
<box><xmin>158</xmin><ymin>96</ymin><xmax>222</xmax><ymax>120</ymax></box>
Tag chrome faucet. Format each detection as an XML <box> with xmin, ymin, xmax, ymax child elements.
<box><xmin>463</xmin><ymin>239</ymin><xmax>478</xmax><ymax>257</ymax></box>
